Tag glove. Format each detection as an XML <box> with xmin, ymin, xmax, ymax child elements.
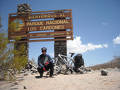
<box><xmin>45</xmin><ymin>61</ymin><xmax>49</xmax><ymax>66</ymax></box>
<box><xmin>43</xmin><ymin>67</ymin><xmax>46</xmax><ymax>71</ymax></box>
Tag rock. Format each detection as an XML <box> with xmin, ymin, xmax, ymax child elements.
<box><xmin>14</xmin><ymin>82</ymin><xmax>18</xmax><ymax>85</ymax></box>
<box><xmin>17</xmin><ymin>3</ymin><xmax>32</xmax><ymax>14</ymax></box>
<box><xmin>78</xmin><ymin>69</ymin><xmax>84</xmax><ymax>74</ymax></box>
<box><xmin>24</xmin><ymin>73</ymin><xmax>28</xmax><ymax>76</ymax></box>
<box><xmin>85</xmin><ymin>68</ymin><xmax>91</xmax><ymax>72</ymax></box>
<box><xmin>31</xmin><ymin>69</ymin><xmax>37</xmax><ymax>73</ymax></box>
<box><xmin>101</xmin><ymin>70</ymin><xmax>108</xmax><ymax>76</ymax></box>
<box><xmin>24</xmin><ymin>86</ymin><xmax>27</xmax><ymax>89</ymax></box>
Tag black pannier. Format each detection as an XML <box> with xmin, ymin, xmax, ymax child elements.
<box><xmin>74</xmin><ymin>54</ymin><xmax>84</xmax><ymax>68</ymax></box>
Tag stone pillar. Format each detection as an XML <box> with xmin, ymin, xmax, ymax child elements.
<box><xmin>54</xmin><ymin>36</ymin><xmax>67</xmax><ymax>58</ymax></box>
<box><xmin>14</xmin><ymin>39</ymin><xmax>28</xmax><ymax>58</ymax></box>
<box><xmin>14</xmin><ymin>3</ymin><xmax>32</xmax><ymax>61</ymax></box>
<box><xmin>54</xmin><ymin>17</ymin><xmax>67</xmax><ymax>58</ymax></box>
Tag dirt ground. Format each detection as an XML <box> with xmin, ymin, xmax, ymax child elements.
<box><xmin>0</xmin><ymin>68</ymin><xmax>120</xmax><ymax>90</ymax></box>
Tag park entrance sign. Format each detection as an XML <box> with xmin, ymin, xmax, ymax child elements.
<box><xmin>8</xmin><ymin>9</ymin><xmax>73</xmax><ymax>42</ymax></box>
<box><xmin>8</xmin><ymin>4</ymin><xmax>73</xmax><ymax>58</ymax></box>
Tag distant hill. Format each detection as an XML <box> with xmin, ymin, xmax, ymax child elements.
<box><xmin>89</xmin><ymin>56</ymin><xmax>120</xmax><ymax>70</ymax></box>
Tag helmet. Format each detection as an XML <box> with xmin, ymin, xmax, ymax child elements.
<box><xmin>41</xmin><ymin>47</ymin><xmax>47</xmax><ymax>51</ymax></box>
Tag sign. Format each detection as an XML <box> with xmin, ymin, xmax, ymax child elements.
<box><xmin>8</xmin><ymin>9</ymin><xmax>73</xmax><ymax>42</ymax></box>
<box><xmin>9</xmin><ymin>17</ymin><xmax>25</xmax><ymax>32</ymax></box>
<box><xmin>28</xmin><ymin>12</ymin><xmax>72</xmax><ymax>19</ymax></box>
<box><xmin>29</xmin><ymin>31</ymin><xmax>72</xmax><ymax>38</ymax></box>
<box><xmin>27</xmin><ymin>24</ymin><xmax>72</xmax><ymax>31</ymax></box>
<box><xmin>26</xmin><ymin>19</ymin><xmax>72</xmax><ymax>31</ymax></box>
<box><xmin>26</xmin><ymin>19</ymin><xmax>72</xmax><ymax>26</ymax></box>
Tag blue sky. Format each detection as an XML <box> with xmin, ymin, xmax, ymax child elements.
<box><xmin>0</xmin><ymin>0</ymin><xmax>120</xmax><ymax>66</ymax></box>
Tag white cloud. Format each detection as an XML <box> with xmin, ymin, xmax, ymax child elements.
<box><xmin>113</xmin><ymin>35</ymin><xmax>120</xmax><ymax>45</ymax></box>
<box><xmin>67</xmin><ymin>36</ymin><xmax>108</xmax><ymax>54</ymax></box>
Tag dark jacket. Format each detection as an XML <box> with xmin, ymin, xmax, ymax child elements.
<box><xmin>38</xmin><ymin>54</ymin><xmax>53</xmax><ymax>68</ymax></box>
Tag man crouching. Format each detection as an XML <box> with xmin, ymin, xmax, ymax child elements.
<box><xmin>37</xmin><ymin>47</ymin><xmax>54</xmax><ymax>78</ymax></box>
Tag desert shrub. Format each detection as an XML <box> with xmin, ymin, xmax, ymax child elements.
<box><xmin>0</xmin><ymin>16</ymin><xmax>27</xmax><ymax>80</ymax></box>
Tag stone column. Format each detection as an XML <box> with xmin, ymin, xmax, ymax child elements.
<box><xmin>14</xmin><ymin>38</ymin><xmax>28</xmax><ymax>58</ymax></box>
<box><xmin>54</xmin><ymin>17</ymin><xmax>67</xmax><ymax>58</ymax></box>
<box><xmin>14</xmin><ymin>3</ymin><xmax>32</xmax><ymax>61</ymax></box>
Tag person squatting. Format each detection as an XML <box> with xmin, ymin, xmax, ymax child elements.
<box><xmin>37</xmin><ymin>47</ymin><xmax>54</xmax><ymax>78</ymax></box>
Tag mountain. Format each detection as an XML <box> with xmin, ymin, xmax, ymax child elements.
<box><xmin>89</xmin><ymin>56</ymin><xmax>120</xmax><ymax>70</ymax></box>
